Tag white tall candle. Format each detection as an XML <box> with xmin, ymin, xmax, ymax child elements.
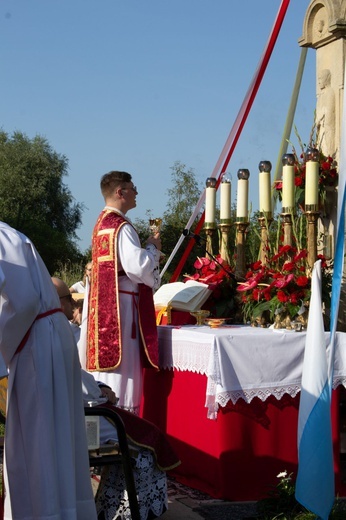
<box><xmin>236</xmin><ymin>179</ymin><xmax>248</xmax><ymax>219</ymax></box>
<box><xmin>305</xmin><ymin>161</ymin><xmax>319</xmax><ymax>206</ymax></box>
<box><xmin>220</xmin><ymin>180</ymin><xmax>231</xmax><ymax>220</ymax></box>
<box><xmin>282</xmin><ymin>164</ymin><xmax>295</xmax><ymax>210</ymax></box>
<box><xmin>205</xmin><ymin>185</ymin><xmax>216</xmax><ymax>223</ymax></box>
<box><xmin>259</xmin><ymin>171</ymin><xmax>271</xmax><ymax>213</ymax></box>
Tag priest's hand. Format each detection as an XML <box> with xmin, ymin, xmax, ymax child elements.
<box><xmin>147</xmin><ymin>232</ymin><xmax>162</xmax><ymax>251</ymax></box>
<box><xmin>100</xmin><ymin>386</ymin><xmax>118</xmax><ymax>405</ymax></box>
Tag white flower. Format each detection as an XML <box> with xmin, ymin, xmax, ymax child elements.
<box><xmin>277</xmin><ymin>471</ymin><xmax>287</xmax><ymax>479</ymax></box>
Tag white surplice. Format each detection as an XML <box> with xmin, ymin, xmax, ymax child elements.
<box><xmin>0</xmin><ymin>222</ymin><xmax>96</xmax><ymax>520</ymax></box>
<box><xmin>83</xmin><ymin>208</ymin><xmax>160</xmax><ymax>415</ymax></box>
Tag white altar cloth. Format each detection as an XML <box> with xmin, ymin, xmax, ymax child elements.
<box><xmin>157</xmin><ymin>325</ymin><xmax>346</xmax><ymax>419</ymax></box>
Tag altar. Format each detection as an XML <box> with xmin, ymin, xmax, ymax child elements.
<box><xmin>141</xmin><ymin>325</ymin><xmax>346</xmax><ymax>501</ymax></box>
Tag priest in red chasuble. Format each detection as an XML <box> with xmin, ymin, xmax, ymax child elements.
<box><xmin>86</xmin><ymin>170</ymin><xmax>161</xmax><ymax>415</ymax></box>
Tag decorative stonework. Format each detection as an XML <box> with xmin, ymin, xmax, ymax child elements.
<box><xmin>299</xmin><ymin>0</ymin><xmax>346</xmax><ymax>164</ymax></box>
<box><xmin>299</xmin><ymin>0</ymin><xmax>346</xmax><ymax>49</ymax></box>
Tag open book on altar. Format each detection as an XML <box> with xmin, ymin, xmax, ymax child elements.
<box><xmin>154</xmin><ymin>280</ymin><xmax>211</xmax><ymax>312</ymax></box>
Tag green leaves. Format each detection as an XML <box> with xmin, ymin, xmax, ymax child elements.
<box><xmin>0</xmin><ymin>130</ymin><xmax>84</xmax><ymax>273</ymax></box>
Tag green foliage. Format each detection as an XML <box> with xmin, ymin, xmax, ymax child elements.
<box><xmin>53</xmin><ymin>259</ymin><xmax>90</xmax><ymax>288</ymax></box>
<box><xmin>161</xmin><ymin>161</ymin><xmax>203</xmax><ymax>281</ymax></box>
<box><xmin>0</xmin><ymin>130</ymin><xmax>85</xmax><ymax>273</ymax></box>
<box><xmin>135</xmin><ymin>161</ymin><xmax>203</xmax><ymax>283</ymax></box>
<box><xmin>164</xmin><ymin>161</ymin><xmax>201</xmax><ymax>219</ymax></box>
<box><xmin>257</xmin><ymin>471</ymin><xmax>346</xmax><ymax>519</ymax></box>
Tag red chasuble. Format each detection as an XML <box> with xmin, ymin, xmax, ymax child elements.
<box><xmin>87</xmin><ymin>209</ymin><xmax>159</xmax><ymax>371</ymax></box>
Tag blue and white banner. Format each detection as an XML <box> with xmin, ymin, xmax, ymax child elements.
<box><xmin>295</xmin><ymin>260</ymin><xmax>334</xmax><ymax>520</ymax></box>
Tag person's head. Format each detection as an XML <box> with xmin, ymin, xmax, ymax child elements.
<box><xmin>72</xmin><ymin>298</ymin><xmax>83</xmax><ymax>326</ymax></box>
<box><xmin>51</xmin><ymin>277</ymin><xmax>74</xmax><ymax>321</ymax></box>
<box><xmin>84</xmin><ymin>261</ymin><xmax>92</xmax><ymax>283</ymax></box>
<box><xmin>100</xmin><ymin>170</ymin><xmax>138</xmax><ymax>213</ymax></box>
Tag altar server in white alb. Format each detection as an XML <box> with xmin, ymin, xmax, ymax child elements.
<box><xmin>0</xmin><ymin>221</ymin><xmax>97</xmax><ymax>520</ymax></box>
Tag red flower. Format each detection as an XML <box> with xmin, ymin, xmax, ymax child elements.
<box><xmin>321</xmin><ymin>161</ymin><xmax>330</xmax><ymax>170</ymax></box>
<box><xmin>277</xmin><ymin>291</ymin><xmax>289</xmax><ymax>303</ymax></box>
<box><xmin>200</xmin><ymin>273</ymin><xmax>219</xmax><ymax>284</ymax></box>
<box><xmin>238</xmin><ymin>270</ymin><xmax>266</xmax><ymax>291</ymax></box>
<box><xmin>263</xmin><ymin>289</ymin><xmax>272</xmax><ymax>301</ymax></box>
<box><xmin>282</xmin><ymin>261</ymin><xmax>295</xmax><ymax>272</ymax></box>
<box><xmin>253</xmin><ymin>288</ymin><xmax>260</xmax><ymax>301</ymax></box>
<box><xmin>184</xmin><ymin>273</ymin><xmax>200</xmax><ymax>281</ymax></box>
<box><xmin>273</xmin><ymin>274</ymin><xmax>294</xmax><ymax>288</ymax></box>
<box><xmin>294</xmin><ymin>250</ymin><xmax>308</xmax><ymax>262</ymax></box>
<box><xmin>296</xmin><ymin>275</ymin><xmax>309</xmax><ymax>287</ymax></box>
<box><xmin>278</xmin><ymin>245</ymin><xmax>294</xmax><ymax>255</ymax></box>
<box><xmin>289</xmin><ymin>292</ymin><xmax>299</xmax><ymax>304</ymax></box>
<box><xmin>317</xmin><ymin>254</ymin><xmax>328</xmax><ymax>269</ymax></box>
<box><xmin>194</xmin><ymin>257</ymin><xmax>210</xmax><ymax>270</ymax></box>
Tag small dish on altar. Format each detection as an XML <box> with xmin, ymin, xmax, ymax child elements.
<box><xmin>190</xmin><ymin>310</ymin><xmax>210</xmax><ymax>326</ymax></box>
<box><xmin>204</xmin><ymin>318</ymin><xmax>226</xmax><ymax>328</ymax></box>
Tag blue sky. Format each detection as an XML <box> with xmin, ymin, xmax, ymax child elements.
<box><xmin>1</xmin><ymin>1</ymin><xmax>315</xmax><ymax>251</ymax></box>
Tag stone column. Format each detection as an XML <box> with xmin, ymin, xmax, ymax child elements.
<box><xmin>299</xmin><ymin>0</ymin><xmax>346</xmax><ymax>330</ymax></box>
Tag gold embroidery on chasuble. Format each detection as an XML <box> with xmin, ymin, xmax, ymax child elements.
<box><xmin>86</xmin><ymin>208</ymin><xmax>159</xmax><ymax>372</ymax></box>
<box><xmin>87</xmin><ymin>210</ymin><xmax>125</xmax><ymax>371</ymax></box>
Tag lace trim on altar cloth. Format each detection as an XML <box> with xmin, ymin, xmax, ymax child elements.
<box><xmin>159</xmin><ymin>340</ymin><xmax>212</xmax><ymax>374</ymax></box>
<box><xmin>205</xmin><ymin>379</ymin><xmax>346</xmax><ymax>420</ymax></box>
<box><xmin>216</xmin><ymin>385</ymin><xmax>302</xmax><ymax>407</ymax></box>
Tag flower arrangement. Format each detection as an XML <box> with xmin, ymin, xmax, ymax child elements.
<box><xmin>237</xmin><ymin>245</ymin><xmax>332</xmax><ymax>327</ymax></box>
<box><xmin>184</xmin><ymin>255</ymin><xmax>238</xmax><ymax>318</ymax></box>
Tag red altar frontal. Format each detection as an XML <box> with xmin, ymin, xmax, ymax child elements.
<box><xmin>140</xmin><ymin>325</ymin><xmax>346</xmax><ymax>501</ymax></box>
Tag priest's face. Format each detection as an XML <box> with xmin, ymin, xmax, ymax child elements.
<box><xmin>121</xmin><ymin>182</ymin><xmax>138</xmax><ymax>212</ymax></box>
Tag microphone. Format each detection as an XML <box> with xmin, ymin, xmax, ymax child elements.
<box><xmin>182</xmin><ymin>229</ymin><xmax>206</xmax><ymax>244</ymax></box>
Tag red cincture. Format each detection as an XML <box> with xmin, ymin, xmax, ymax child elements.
<box><xmin>15</xmin><ymin>308</ymin><xmax>63</xmax><ymax>355</ymax></box>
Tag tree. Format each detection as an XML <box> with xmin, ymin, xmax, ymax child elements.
<box><xmin>0</xmin><ymin>130</ymin><xmax>85</xmax><ymax>273</ymax></box>
<box><xmin>164</xmin><ymin>161</ymin><xmax>202</xmax><ymax>221</ymax></box>
<box><xmin>162</xmin><ymin>162</ymin><xmax>205</xmax><ymax>281</ymax></box>
<box><xmin>135</xmin><ymin>161</ymin><xmax>203</xmax><ymax>282</ymax></box>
